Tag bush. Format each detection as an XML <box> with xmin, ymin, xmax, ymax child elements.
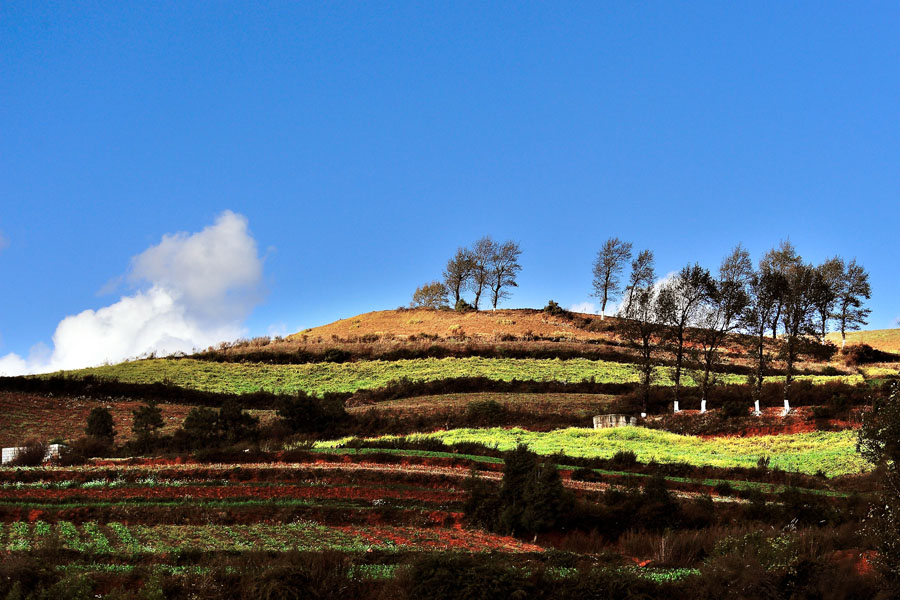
<box><xmin>322</xmin><ymin>348</ymin><xmax>351</xmax><ymax>363</ymax></box>
<box><xmin>721</xmin><ymin>400</ymin><xmax>749</xmax><ymax>419</ymax></box>
<box><xmin>410</xmin><ymin>281</ymin><xmax>449</xmax><ymax>309</ymax></box>
<box><xmin>454</xmin><ymin>298</ymin><xmax>474</xmax><ymax>313</ymax></box>
<box><xmin>543</xmin><ymin>300</ymin><xmax>566</xmax><ymax>316</ymax></box>
<box><xmin>399</xmin><ymin>554</ymin><xmax>536</xmax><ymax>600</ymax></box>
<box><xmin>713</xmin><ymin>481</ymin><xmax>734</xmax><ymax>497</ymax></box>
<box><xmin>8</xmin><ymin>441</ymin><xmax>47</xmax><ymax>466</ymax></box>
<box><xmin>609</xmin><ymin>450</ymin><xmax>638</xmax><ymax>469</ymax></box>
<box><xmin>465</xmin><ymin>444</ymin><xmax>574</xmax><ymax>537</ymax></box>
<box><xmin>276</xmin><ymin>392</ymin><xmax>349</xmax><ymax>435</ymax></box>
<box><xmin>85</xmin><ymin>406</ymin><xmax>116</xmax><ymax>442</ymax></box>
<box><xmin>464</xmin><ymin>399</ymin><xmax>505</xmax><ymax>423</ymax></box>
<box><xmin>841</xmin><ymin>343</ymin><xmax>899</xmax><ymax>366</ymax></box>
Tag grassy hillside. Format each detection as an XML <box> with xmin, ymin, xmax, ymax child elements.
<box><xmin>827</xmin><ymin>328</ymin><xmax>900</xmax><ymax>353</ymax></box>
<box><xmin>318</xmin><ymin>426</ymin><xmax>869</xmax><ymax>477</ymax></box>
<box><xmin>64</xmin><ymin>357</ymin><xmax>863</xmax><ymax>396</ymax></box>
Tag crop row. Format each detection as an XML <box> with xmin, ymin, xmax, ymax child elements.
<box><xmin>0</xmin><ymin>481</ymin><xmax>462</xmax><ymax>504</ymax></box>
<box><xmin>317</xmin><ymin>426</ymin><xmax>870</xmax><ymax>477</ymax></box>
<box><xmin>0</xmin><ymin>520</ymin><xmax>543</xmax><ymax>554</ymax></box>
<box><xmin>65</xmin><ymin>357</ymin><xmax>863</xmax><ymax>396</ymax></box>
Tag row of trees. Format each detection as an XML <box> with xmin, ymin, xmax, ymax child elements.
<box><xmin>411</xmin><ymin>236</ymin><xmax>523</xmax><ymax>310</ymax></box>
<box><xmin>592</xmin><ymin>238</ymin><xmax>871</xmax><ymax>415</ymax></box>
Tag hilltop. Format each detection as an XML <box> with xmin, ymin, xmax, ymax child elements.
<box><xmin>287</xmin><ymin>307</ymin><xmax>617</xmax><ymax>342</ymax></box>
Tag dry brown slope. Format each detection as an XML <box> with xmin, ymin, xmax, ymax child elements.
<box><xmin>288</xmin><ymin>308</ymin><xmax>619</xmax><ymax>342</ymax></box>
<box><xmin>826</xmin><ymin>328</ymin><xmax>900</xmax><ymax>353</ymax></box>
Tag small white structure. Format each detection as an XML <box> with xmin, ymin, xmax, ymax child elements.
<box><xmin>1</xmin><ymin>443</ymin><xmax>67</xmax><ymax>465</ymax></box>
<box><xmin>593</xmin><ymin>414</ymin><xmax>638</xmax><ymax>429</ymax></box>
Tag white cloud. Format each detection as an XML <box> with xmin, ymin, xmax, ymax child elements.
<box><xmin>568</xmin><ymin>302</ymin><xmax>598</xmax><ymax>315</ymax></box>
<box><xmin>267</xmin><ymin>322</ymin><xmax>289</xmax><ymax>338</ymax></box>
<box><xmin>0</xmin><ymin>211</ymin><xmax>265</xmax><ymax>375</ymax></box>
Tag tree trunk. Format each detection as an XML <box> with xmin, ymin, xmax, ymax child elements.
<box><xmin>600</xmin><ymin>291</ymin><xmax>608</xmax><ymax>321</ymax></box>
<box><xmin>753</xmin><ymin>335</ymin><xmax>765</xmax><ymax>410</ymax></box>
<box><xmin>783</xmin><ymin>338</ymin><xmax>794</xmax><ymax>416</ymax></box>
<box><xmin>673</xmin><ymin>331</ymin><xmax>684</xmax><ymax>405</ymax></box>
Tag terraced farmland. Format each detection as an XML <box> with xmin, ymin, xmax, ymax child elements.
<box><xmin>61</xmin><ymin>357</ymin><xmax>863</xmax><ymax>396</ymax></box>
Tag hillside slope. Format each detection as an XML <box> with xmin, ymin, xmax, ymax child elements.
<box><xmin>826</xmin><ymin>328</ymin><xmax>900</xmax><ymax>353</ymax></box>
<box><xmin>288</xmin><ymin>308</ymin><xmax>618</xmax><ymax>342</ymax></box>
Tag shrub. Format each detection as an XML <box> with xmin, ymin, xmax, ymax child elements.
<box><xmin>464</xmin><ymin>399</ymin><xmax>505</xmax><ymax>424</ymax></box>
<box><xmin>398</xmin><ymin>554</ymin><xmax>536</xmax><ymax>600</ymax></box>
<box><xmin>180</xmin><ymin>407</ymin><xmax>222</xmax><ymax>448</ymax></box>
<box><xmin>713</xmin><ymin>481</ymin><xmax>734</xmax><ymax>497</ymax></box>
<box><xmin>219</xmin><ymin>399</ymin><xmax>260</xmax><ymax>443</ymax></box>
<box><xmin>543</xmin><ymin>299</ymin><xmax>566</xmax><ymax>316</ymax></box>
<box><xmin>841</xmin><ymin>343</ymin><xmax>899</xmax><ymax>366</ymax></box>
<box><xmin>132</xmin><ymin>401</ymin><xmax>164</xmax><ymax>451</ymax></box>
<box><xmin>8</xmin><ymin>441</ymin><xmax>47</xmax><ymax>467</ymax></box>
<box><xmin>721</xmin><ymin>400</ymin><xmax>749</xmax><ymax>419</ymax></box>
<box><xmin>322</xmin><ymin>348</ymin><xmax>351</xmax><ymax>363</ymax></box>
<box><xmin>465</xmin><ymin>444</ymin><xmax>574</xmax><ymax>537</ymax></box>
<box><xmin>410</xmin><ymin>281</ymin><xmax>449</xmax><ymax>309</ymax></box>
<box><xmin>85</xmin><ymin>406</ymin><xmax>116</xmax><ymax>442</ymax></box>
<box><xmin>609</xmin><ymin>450</ymin><xmax>638</xmax><ymax>469</ymax></box>
<box><xmin>454</xmin><ymin>298</ymin><xmax>474</xmax><ymax>313</ymax></box>
<box><xmin>276</xmin><ymin>392</ymin><xmax>348</xmax><ymax>435</ymax></box>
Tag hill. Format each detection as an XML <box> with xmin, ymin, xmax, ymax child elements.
<box><xmin>826</xmin><ymin>327</ymin><xmax>900</xmax><ymax>353</ymax></box>
<box><xmin>288</xmin><ymin>307</ymin><xmax>617</xmax><ymax>342</ymax></box>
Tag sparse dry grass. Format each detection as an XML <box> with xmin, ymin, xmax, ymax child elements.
<box><xmin>0</xmin><ymin>392</ymin><xmax>276</xmax><ymax>446</ymax></box>
<box><xmin>288</xmin><ymin>308</ymin><xmax>614</xmax><ymax>342</ymax></box>
<box><xmin>827</xmin><ymin>328</ymin><xmax>900</xmax><ymax>353</ymax></box>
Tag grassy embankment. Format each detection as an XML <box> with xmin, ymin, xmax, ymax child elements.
<box><xmin>316</xmin><ymin>426</ymin><xmax>869</xmax><ymax>478</ymax></box>
<box><xmin>63</xmin><ymin>357</ymin><xmax>863</xmax><ymax>396</ymax></box>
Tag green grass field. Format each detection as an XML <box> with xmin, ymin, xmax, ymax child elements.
<box><xmin>62</xmin><ymin>357</ymin><xmax>863</xmax><ymax>396</ymax></box>
<box><xmin>317</xmin><ymin>427</ymin><xmax>870</xmax><ymax>477</ymax></box>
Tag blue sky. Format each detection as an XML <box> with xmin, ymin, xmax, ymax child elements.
<box><xmin>1</xmin><ymin>3</ymin><xmax>898</xmax><ymax>372</ymax></box>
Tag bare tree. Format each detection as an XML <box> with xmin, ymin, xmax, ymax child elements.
<box><xmin>742</xmin><ymin>266</ymin><xmax>785</xmax><ymax>414</ymax></box>
<box><xmin>488</xmin><ymin>241</ymin><xmax>522</xmax><ymax>309</ymax></box>
<box><xmin>622</xmin><ymin>249</ymin><xmax>655</xmax><ymax>316</ymax></box>
<box><xmin>470</xmin><ymin>236</ymin><xmax>497</xmax><ymax>310</ymax></box>
<box><xmin>810</xmin><ymin>257</ymin><xmax>845</xmax><ymax>342</ymax></box>
<box><xmin>410</xmin><ymin>281</ymin><xmax>449</xmax><ymax>309</ymax></box>
<box><xmin>591</xmin><ymin>238</ymin><xmax>633</xmax><ymax>320</ymax></box>
<box><xmin>759</xmin><ymin>240</ymin><xmax>801</xmax><ymax>339</ymax></box>
<box><xmin>617</xmin><ymin>250</ymin><xmax>659</xmax><ymax>416</ymax></box>
<box><xmin>835</xmin><ymin>259</ymin><xmax>872</xmax><ymax>349</ymax></box>
<box><xmin>779</xmin><ymin>261</ymin><xmax>818</xmax><ymax>415</ymax></box>
<box><xmin>656</xmin><ymin>263</ymin><xmax>714</xmax><ymax>411</ymax></box>
<box><xmin>692</xmin><ymin>245</ymin><xmax>753</xmax><ymax>412</ymax></box>
<box><xmin>443</xmin><ymin>248</ymin><xmax>475</xmax><ymax>306</ymax></box>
